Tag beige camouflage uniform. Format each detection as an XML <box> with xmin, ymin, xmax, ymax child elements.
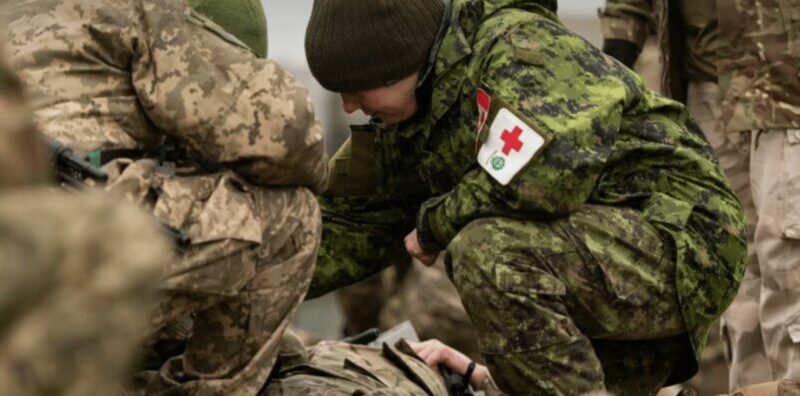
<box><xmin>1</xmin><ymin>0</ymin><xmax>328</xmax><ymax>393</ymax></box>
<box><xmin>264</xmin><ymin>336</ymin><xmax>450</xmax><ymax>396</ymax></box>
<box><xmin>600</xmin><ymin>1</ymin><xmax>756</xmax><ymax>392</ymax></box>
<box><xmin>0</xmin><ymin>45</ymin><xmax>169</xmax><ymax>396</ymax></box>
<box><xmin>717</xmin><ymin>0</ymin><xmax>800</xmax><ymax>390</ymax></box>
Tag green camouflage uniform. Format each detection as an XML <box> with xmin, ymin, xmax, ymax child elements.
<box><xmin>312</xmin><ymin>0</ymin><xmax>746</xmax><ymax>394</ymax></box>
<box><xmin>0</xmin><ymin>50</ymin><xmax>169</xmax><ymax>396</ymax></box>
<box><xmin>1</xmin><ymin>0</ymin><xmax>328</xmax><ymax>394</ymax></box>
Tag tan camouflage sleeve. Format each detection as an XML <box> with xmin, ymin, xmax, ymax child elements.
<box><xmin>0</xmin><ymin>50</ymin><xmax>49</xmax><ymax>188</ymax></box>
<box><xmin>598</xmin><ymin>0</ymin><xmax>654</xmax><ymax>47</ymax></box>
<box><xmin>131</xmin><ymin>0</ymin><xmax>328</xmax><ymax>192</ymax></box>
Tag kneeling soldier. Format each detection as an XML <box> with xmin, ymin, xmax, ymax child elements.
<box><xmin>304</xmin><ymin>0</ymin><xmax>746</xmax><ymax>394</ymax></box>
<box><xmin>2</xmin><ymin>0</ymin><xmax>328</xmax><ymax>393</ymax></box>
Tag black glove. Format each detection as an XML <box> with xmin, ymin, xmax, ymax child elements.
<box><xmin>602</xmin><ymin>39</ymin><xmax>641</xmax><ymax>69</ymax></box>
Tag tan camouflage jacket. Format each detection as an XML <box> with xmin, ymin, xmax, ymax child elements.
<box><xmin>0</xmin><ymin>47</ymin><xmax>48</xmax><ymax>188</ymax></box>
<box><xmin>1</xmin><ymin>0</ymin><xmax>328</xmax><ymax>192</ymax></box>
<box><xmin>599</xmin><ymin>0</ymin><xmax>718</xmax><ymax>102</ymax></box>
<box><xmin>718</xmin><ymin>0</ymin><xmax>800</xmax><ymax>132</ymax></box>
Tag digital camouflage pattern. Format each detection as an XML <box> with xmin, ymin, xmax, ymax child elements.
<box><xmin>1</xmin><ymin>0</ymin><xmax>328</xmax><ymax>393</ymax></box>
<box><xmin>1</xmin><ymin>0</ymin><xmax>327</xmax><ymax>191</ymax></box>
<box><xmin>0</xmin><ymin>190</ymin><xmax>169</xmax><ymax>396</ymax></box>
<box><xmin>717</xmin><ymin>0</ymin><xmax>800</xmax><ymax>133</ymax></box>
<box><xmin>0</xmin><ymin>55</ymin><xmax>48</xmax><ymax>187</ymax></box>
<box><xmin>599</xmin><ymin>0</ymin><xmax>719</xmax><ymax>101</ymax></box>
<box><xmin>0</xmin><ymin>49</ymin><xmax>169</xmax><ymax>395</ymax></box>
<box><xmin>447</xmin><ymin>206</ymin><xmax>692</xmax><ymax>395</ymax></box>
<box><xmin>312</xmin><ymin>0</ymin><xmax>746</xmax><ymax>393</ymax></box>
<box><xmin>264</xmin><ymin>338</ymin><xmax>449</xmax><ymax>396</ymax></box>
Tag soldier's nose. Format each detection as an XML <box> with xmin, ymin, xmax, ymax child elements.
<box><xmin>341</xmin><ymin>94</ymin><xmax>360</xmax><ymax>114</ymax></box>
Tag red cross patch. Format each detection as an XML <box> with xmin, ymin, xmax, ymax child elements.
<box><xmin>477</xmin><ymin>108</ymin><xmax>547</xmax><ymax>185</ymax></box>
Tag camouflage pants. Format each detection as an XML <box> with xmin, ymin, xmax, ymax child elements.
<box><xmin>445</xmin><ymin>205</ymin><xmax>692</xmax><ymax>396</ymax></box>
<box><xmin>0</xmin><ymin>190</ymin><xmax>167</xmax><ymax>396</ymax></box>
<box><xmin>108</xmin><ymin>161</ymin><xmax>322</xmax><ymax>395</ymax></box>
<box><xmin>722</xmin><ymin>129</ymin><xmax>800</xmax><ymax>390</ymax></box>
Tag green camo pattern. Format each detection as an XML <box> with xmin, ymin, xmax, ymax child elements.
<box><xmin>312</xmin><ymin>0</ymin><xmax>746</xmax><ymax>391</ymax></box>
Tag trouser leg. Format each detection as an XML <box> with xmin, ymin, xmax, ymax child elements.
<box><xmin>446</xmin><ymin>205</ymin><xmax>687</xmax><ymax>396</ymax></box>
<box><xmin>132</xmin><ymin>186</ymin><xmax>321</xmax><ymax>395</ymax></box>
<box><xmin>750</xmin><ymin>130</ymin><xmax>800</xmax><ymax>382</ymax></box>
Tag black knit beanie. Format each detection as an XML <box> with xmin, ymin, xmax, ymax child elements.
<box><xmin>305</xmin><ymin>0</ymin><xmax>446</xmax><ymax>92</ymax></box>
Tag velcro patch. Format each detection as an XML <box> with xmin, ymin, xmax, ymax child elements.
<box><xmin>477</xmin><ymin>108</ymin><xmax>546</xmax><ymax>185</ymax></box>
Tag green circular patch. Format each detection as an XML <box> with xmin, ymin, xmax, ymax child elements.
<box><xmin>491</xmin><ymin>155</ymin><xmax>506</xmax><ymax>171</ymax></box>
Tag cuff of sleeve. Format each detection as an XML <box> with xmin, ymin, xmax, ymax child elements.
<box><xmin>416</xmin><ymin>196</ymin><xmax>454</xmax><ymax>253</ymax></box>
<box><xmin>598</xmin><ymin>10</ymin><xmax>649</xmax><ymax>48</ymax></box>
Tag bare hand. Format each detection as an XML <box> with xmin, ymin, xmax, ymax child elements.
<box><xmin>409</xmin><ymin>339</ymin><xmax>491</xmax><ymax>390</ymax></box>
<box><xmin>404</xmin><ymin>229</ymin><xmax>438</xmax><ymax>266</ymax></box>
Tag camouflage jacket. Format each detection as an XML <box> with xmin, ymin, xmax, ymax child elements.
<box><xmin>314</xmin><ymin>0</ymin><xmax>746</xmax><ymax>356</ymax></box>
<box><xmin>599</xmin><ymin>0</ymin><xmax>719</xmax><ymax>102</ymax></box>
<box><xmin>1</xmin><ymin>0</ymin><xmax>327</xmax><ymax>192</ymax></box>
<box><xmin>0</xmin><ymin>48</ymin><xmax>48</xmax><ymax>188</ymax></box>
<box><xmin>718</xmin><ymin>0</ymin><xmax>800</xmax><ymax>133</ymax></box>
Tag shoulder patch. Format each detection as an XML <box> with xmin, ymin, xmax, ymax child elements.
<box><xmin>477</xmin><ymin>108</ymin><xmax>547</xmax><ymax>185</ymax></box>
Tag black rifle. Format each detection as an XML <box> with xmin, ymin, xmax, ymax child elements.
<box><xmin>45</xmin><ymin>135</ymin><xmax>191</xmax><ymax>247</ymax></box>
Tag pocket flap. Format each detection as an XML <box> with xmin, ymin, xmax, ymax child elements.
<box><xmin>495</xmin><ymin>263</ymin><xmax>566</xmax><ymax>296</ymax></box>
<box><xmin>642</xmin><ymin>192</ymin><xmax>694</xmax><ymax>229</ymax></box>
<box><xmin>192</xmin><ymin>174</ymin><xmax>262</xmax><ymax>244</ymax></box>
<box><xmin>155</xmin><ymin>173</ymin><xmax>262</xmax><ymax>245</ymax></box>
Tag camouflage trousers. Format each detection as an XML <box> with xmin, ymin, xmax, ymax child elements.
<box><xmin>0</xmin><ymin>190</ymin><xmax>168</xmax><ymax>396</ymax></box>
<box><xmin>722</xmin><ymin>128</ymin><xmax>800</xmax><ymax>390</ymax></box>
<box><xmin>264</xmin><ymin>335</ymin><xmax>448</xmax><ymax>396</ymax></box>
<box><xmin>105</xmin><ymin>160</ymin><xmax>322</xmax><ymax>395</ymax></box>
<box><xmin>445</xmin><ymin>205</ymin><xmax>694</xmax><ymax>396</ymax></box>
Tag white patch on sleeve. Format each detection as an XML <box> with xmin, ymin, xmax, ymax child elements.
<box><xmin>477</xmin><ymin>108</ymin><xmax>546</xmax><ymax>185</ymax></box>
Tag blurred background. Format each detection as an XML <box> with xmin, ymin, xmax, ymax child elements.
<box><xmin>262</xmin><ymin>0</ymin><xmax>608</xmax><ymax>339</ymax></box>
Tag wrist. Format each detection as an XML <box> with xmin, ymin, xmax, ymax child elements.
<box><xmin>416</xmin><ymin>200</ymin><xmax>447</xmax><ymax>252</ymax></box>
<box><xmin>470</xmin><ymin>364</ymin><xmax>490</xmax><ymax>390</ymax></box>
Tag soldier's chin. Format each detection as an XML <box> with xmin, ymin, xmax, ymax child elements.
<box><xmin>376</xmin><ymin>112</ymin><xmax>413</xmax><ymax>125</ymax></box>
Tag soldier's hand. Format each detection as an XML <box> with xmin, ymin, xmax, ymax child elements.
<box><xmin>404</xmin><ymin>229</ymin><xmax>438</xmax><ymax>266</ymax></box>
<box><xmin>410</xmin><ymin>339</ymin><xmax>491</xmax><ymax>390</ymax></box>
<box><xmin>602</xmin><ymin>39</ymin><xmax>641</xmax><ymax>69</ymax></box>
